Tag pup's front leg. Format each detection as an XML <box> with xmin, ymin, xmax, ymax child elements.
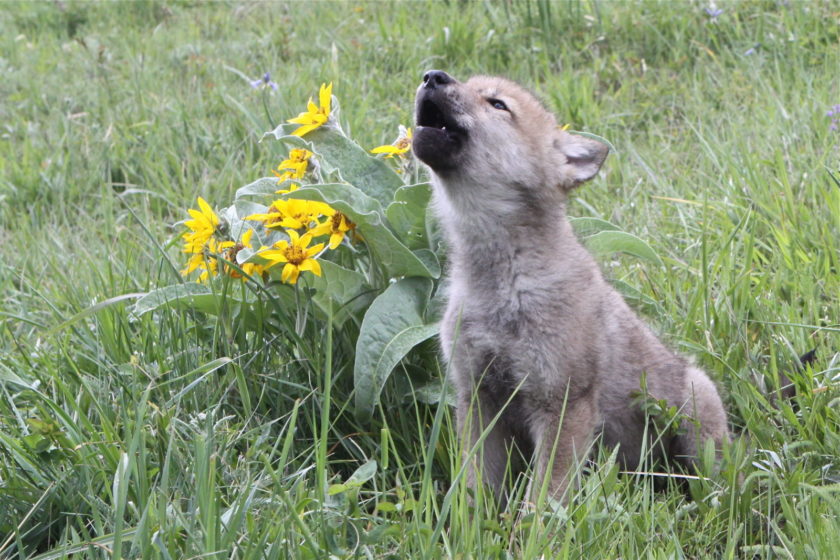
<box><xmin>457</xmin><ymin>391</ymin><xmax>521</xmax><ymax>503</ymax></box>
<box><xmin>528</xmin><ymin>394</ymin><xmax>598</xmax><ymax>503</ymax></box>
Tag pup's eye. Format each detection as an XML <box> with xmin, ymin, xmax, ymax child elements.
<box><xmin>488</xmin><ymin>98</ymin><xmax>508</xmax><ymax>111</ymax></box>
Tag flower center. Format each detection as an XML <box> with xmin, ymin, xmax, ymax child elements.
<box><xmin>291</xmin><ymin>212</ymin><xmax>317</xmax><ymax>228</ymax></box>
<box><xmin>330</xmin><ymin>212</ymin><xmax>343</xmax><ymax>231</ymax></box>
<box><xmin>224</xmin><ymin>243</ymin><xmax>244</xmax><ymax>262</ymax></box>
<box><xmin>285</xmin><ymin>245</ymin><xmax>306</xmax><ymax>265</ymax></box>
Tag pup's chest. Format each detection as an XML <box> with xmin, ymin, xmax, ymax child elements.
<box><xmin>451</xmin><ymin>266</ymin><xmax>564</xmax><ymax>332</ymax></box>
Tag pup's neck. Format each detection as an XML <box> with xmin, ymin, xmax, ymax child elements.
<box><xmin>432</xmin><ymin>179</ymin><xmax>576</xmax><ymax>275</ymax></box>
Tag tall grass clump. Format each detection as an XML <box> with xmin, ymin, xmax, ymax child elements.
<box><xmin>1</xmin><ymin>1</ymin><xmax>838</xmax><ymax>558</ymax></box>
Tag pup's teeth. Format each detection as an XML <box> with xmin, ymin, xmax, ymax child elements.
<box><xmin>441</xmin><ymin>126</ymin><xmax>447</xmax><ymax>131</ymax></box>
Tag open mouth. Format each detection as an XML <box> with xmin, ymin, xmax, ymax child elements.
<box><xmin>416</xmin><ymin>97</ymin><xmax>466</xmax><ymax>139</ymax></box>
<box><xmin>413</xmin><ymin>89</ymin><xmax>467</xmax><ymax>171</ymax></box>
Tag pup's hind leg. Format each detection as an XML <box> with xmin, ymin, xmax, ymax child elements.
<box><xmin>671</xmin><ymin>367</ymin><xmax>729</xmax><ymax>468</ymax></box>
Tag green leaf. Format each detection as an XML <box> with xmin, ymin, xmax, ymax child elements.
<box><xmin>569</xmin><ymin>216</ymin><xmax>662</xmax><ymax>266</ymax></box>
<box><xmin>131</xmin><ymin>284</ymin><xmax>261</xmax><ymax>331</ymax></box>
<box><xmin>569</xmin><ymin>216</ymin><xmax>621</xmax><ymax>237</ymax></box>
<box><xmin>266</xmin><ymin>122</ymin><xmax>403</xmax><ymax>207</ymax></box>
<box><xmin>346</xmin><ymin>459</ymin><xmax>378</xmax><ymax>485</ymax></box>
<box><xmin>0</xmin><ymin>363</ymin><xmax>36</xmax><ymax>390</ymax></box>
<box><xmin>611</xmin><ymin>279</ymin><xmax>662</xmax><ymax>313</ymax></box>
<box><xmin>132</xmin><ymin>283</ymin><xmax>215</xmax><ymax>316</ymax></box>
<box><xmin>412</xmin><ymin>379</ymin><xmax>457</xmax><ymax>407</ymax></box>
<box><xmin>354</xmin><ymin>277</ymin><xmax>439</xmax><ymax>422</ymax></box>
<box><xmin>289</xmin><ymin>184</ymin><xmax>440</xmax><ymax>279</ymax></box>
<box><xmin>308</xmin><ymin>260</ymin><xmax>375</xmax><ymax>326</ymax></box>
<box><xmin>218</xmin><ymin>200</ymin><xmax>266</xmax><ymax>248</ymax></box>
<box><xmin>327</xmin><ymin>483</ymin><xmax>349</xmax><ymax>496</ymax></box>
<box><xmin>234</xmin><ymin>177</ymin><xmax>280</xmax><ymax>199</ymax></box>
<box><xmin>386</xmin><ymin>182</ymin><xmax>432</xmax><ymax>249</ymax></box>
<box><xmin>411</xmin><ymin>249</ymin><xmax>441</xmax><ymax>279</ymax></box>
<box><xmin>375</xmin><ymin>501</ymin><xmax>397</xmax><ymax>513</ymax></box>
<box><xmin>326</xmin><ymin>460</ymin><xmax>377</xmax><ymax>495</ymax></box>
<box><xmin>582</xmin><ymin>230</ymin><xmax>663</xmax><ymax>266</ymax></box>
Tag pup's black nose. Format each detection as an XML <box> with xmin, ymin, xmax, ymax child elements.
<box><xmin>422</xmin><ymin>70</ymin><xmax>454</xmax><ymax>89</ymax></box>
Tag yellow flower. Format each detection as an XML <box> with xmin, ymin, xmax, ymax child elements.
<box><xmin>310</xmin><ymin>210</ymin><xmax>354</xmax><ymax>249</ymax></box>
<box><xmin>273</xmin><ymin>148</ymin><xmax>313</xmax><ymax>185</ymax></box>
<box><xmin>246</xmin><ymin>199</ymin><xmax>332</xmax><ymax>230</ymax></box>
<box><xmin>182</xmin><ymin>252</ymin><xmax>206</xmax><ymax>276</ymax></box>
<box><xmin>259</xmin><ymin>230</ymin><xmax>325</xmax><ymax>284</ymax></box>
<box><xmin>240</xmin><ymin>261</ymin><xmax>266</xmax><ymax>279</ymax></box>
<box><xmin>181</xmin><ymin>238</ymin><xmax>222</xmax><ymax>282</ymax></box>
<box><xmin>223</xmin><ymin>229</ymin><xmax>268</xmax><ymax>281</ymax></box>
<box><xmin>288</xmin><ymin>83</ymin><xmax>332</xmax><ymax>137</ymax></box>
<box><xmin>371</xmin><ymin>126</ymin><xmax>413</xmax><ymax>158</ymax></box>
<box><xmin>182</xmin><ymin>197</ymin><xmax>219</xmax><ymax>254</ymax></box>
<box><xmin>198</xmin><ymin>261</ymin><xmax>217</xmax><ymax>283</ymax></box>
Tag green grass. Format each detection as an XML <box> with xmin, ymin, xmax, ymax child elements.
<box><xmin>1</xmin><ymin>0</ymin><xmax>839</xmax><ymax>558</ymax></box>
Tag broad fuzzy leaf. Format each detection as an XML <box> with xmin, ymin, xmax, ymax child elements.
<box><xmin>354</xmin><ymin>277</ymin><xmax>439</xmax><ymax>422</ymax></box>
<box><xmin>308</xmin><ymin>260</ymin><xmax>375</xmax><ymax>326</ymax></box>
<box><xmin>288</xmin><ymin>184</ymin><xmax>440</xmax><ymax>279</ymax></box>
<box><xmin>266</xmin><ymin>121</ymin><xmax>403</xmax><ymax>207</ymax></box>
<box><xmin>583</xmin><ymin>230</ymin><xmax>664</xmax><ymax>266</ymax></box>
<box><xmin>132</xmin><ymin>284</ymin><xmax>262</xmax><ymax>331</ymax></box>
<box><xmin>386</xmin><ymin>183</ymin><xmax>432</xmax><ymax>250</ymax></box>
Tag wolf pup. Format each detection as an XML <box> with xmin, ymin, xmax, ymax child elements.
<box><xmin>412</xmin><ymin>70</ymin><xmax>728</xmax><ymax>503</ymax></box>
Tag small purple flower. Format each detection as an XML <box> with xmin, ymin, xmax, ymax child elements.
<box><xmin>705</xmin><ymin>7</ymin><xmax>723</xmax><ymax>18</ymax></box>
<box><xmin>828</xmin><ymin>104</ymin><xmax>840</xmax><ymax>132</ymax></box>
<box><xmin>745</xmin><ymin>44</ymin><xmax>759</xmax><ymax>55</ymax></box>
<box><xmin>250</xmin><ymin>72</ymin><xmax>278</xmax><ymax>91</ymax></box>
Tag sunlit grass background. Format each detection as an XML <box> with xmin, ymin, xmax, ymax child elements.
<box><xmin>1</xmin><ymin>1</ymin><xmax>839</xmax><ymax>558</ymax></box>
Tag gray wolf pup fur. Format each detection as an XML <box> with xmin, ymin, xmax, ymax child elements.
<box><xmin>412</xmin><ymin>70</ymin><xmax>729</xmax><ymax>502</ymax></box>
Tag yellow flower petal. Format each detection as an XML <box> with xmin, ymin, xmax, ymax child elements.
<box><xmin>197</xmin><ymin>197</ymin><xmax>218</xmax><ymax>223</ymax></box>
<box><xmin>186</xmin><ymin>209</ymin><xmax>206</xmax><ymax>221</ymax></box>
<box><xmin>307</xmin><ymin>242</ymin><xmax>326</xmax><ymax>256</ymax></box>
<box><xmin>288</xmin><ymin>113</ymin><xmax>315</xmax><ymax>125</ymax></box>
<box><xmin>328</xmin><ymin>232</ymin><xmax>343</xmax><ymax>249</ymax></box>
<box><xmin>299</xmin><ymin>258</ymin><xmax>322</xmax><ymax>277</ymax></box>
<box><xmin>320</xmin><ymin>83</ymin><xmax>332</xmax><ymax>113</ymax></box>
<box><xmin>241</xmin><ymin>228</ymin><xmax>254</xmax><ymax>248</ymax></box>
<box><xmin>290</xmin><ymin>123</ymin><xmax>318</xmax><ymax>137</ymax></box>
<box><xmin>281</xmin><ymin>263</ymin><xmax>298</xmax><ymax>284</ymax></box>
<box><xmin>287</xmin><ymin>84</ymin><xmax>333</xmax><ymax>137</ymax></box>
<box><xmin>259</xmin><ymin>249</ymin><xmax>288</xmax><ymax>263</ymax></box>
<box><xmin>280</xmin><ymin>217</ymin><xmax>306</xmax><ymax>229</ymax></box>
<box><xmin>370</xmin><ymin>126</ymin><xmax>412</xmax><ymax>158</ymax></box>
<box><xmin>371</xmin><ymin>145</ymin><xmax>402</xmax><ymax>155</ymax></box>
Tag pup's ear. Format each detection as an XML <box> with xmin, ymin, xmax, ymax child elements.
<box><xmin>552</xmin><ymin>131</ymin><xmax>609</xmax><ymax>189</ymax></box>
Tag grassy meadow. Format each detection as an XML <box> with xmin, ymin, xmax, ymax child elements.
<box><xmin>1</xmin><ymin>0</ymin><xmax>839</xmax><ymax>558</ymax></box>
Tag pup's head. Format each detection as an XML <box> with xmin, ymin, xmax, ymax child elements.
<box><xmin>413</xmin><ymin>70</ymin><xmax>608</xmax><ymax>193</ymax></box>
